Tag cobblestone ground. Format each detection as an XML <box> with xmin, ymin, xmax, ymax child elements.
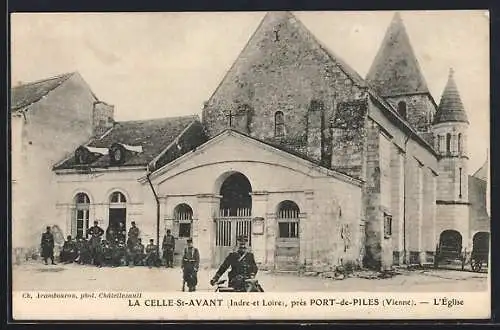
<box><xmin>12</xmin><ymin>261</ymin><xmax>488</xmax><ymax>292</ymax></box>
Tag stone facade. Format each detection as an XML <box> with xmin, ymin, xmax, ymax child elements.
<box><xmin>11</xmin><ymin>73</ymin><xmax>113</xmax><ymax>249</ymax></box>
<box><xmin>44</xmin><ymin>11</ymin><xmax>488</xmax><ymax>272</ymax></box>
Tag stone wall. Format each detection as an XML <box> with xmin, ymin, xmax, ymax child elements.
<box><xmin>13</xmin><ymin>73</ymin><xmax>98</xmax><ymax>249</ymax></box>
<box><xmin>202</xmin><ymin>12</ymin><xmax>365</xmax><ymax>164</ymax></box>
<box><xmin>385</xmin><ymin>93</ymin><xmax>436</xmax><ymax>133</ymax></box>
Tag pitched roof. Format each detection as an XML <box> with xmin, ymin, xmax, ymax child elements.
<box><xmin>11</xmin><ymin>72</ymin><xmax>76</xmax><ymax>111</ymax></box>
<box><xmin>208</xmin><ymin>11</ymin><xmax>366</xmax><ymax>102</ymax></box>
<box><xmin>53</xmin><ymin>115</ymin><xmax>201</xmax><ymax>170</ymax></box>
<box><xmin>366</xmin><ymin>13</ymin><xmax>430</xmax><ymax>96</ymax></box>
<box><xmin>434</xmin><ymin>68</ymin><xmax>469</xmax><ymax>124</ymax></box>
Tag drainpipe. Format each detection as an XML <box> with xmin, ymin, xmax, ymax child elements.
<box><xmin>146</xmin><ymin>172</ymin><xmax>161</xmax><ymax>257</ymax></box>
<box><xmin>402</xmin><ymin>133</ymin><xmax>411</xmax><ymax>265</ymax></box>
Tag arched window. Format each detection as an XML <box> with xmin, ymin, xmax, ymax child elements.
<box><xmin>458</xmin><ymin>133</ymin><xmax>463</xmax><ymax>155</ymax></box>
<box><xmin>397</xmin><ymin>101</ymin><xmax>407</xmax><ymax>119</ymax></box>
<box><xmin>110</xmin><ymin>191</ymin><xmax>126</xmax><ymax>203</ymax></box>
<box><xmin>174</xmin><ymin>203</ymin><xmax>193</xmax><ymax>238</ymax></box>
<box><xmin>277</xmin><ymin>200</ymin><xmax>300</xmax><ymax>238</ymax></box>
<box><xmin>108</xmin><ymin>191</ymin><xmax>127</xmax><ymax>238</ymax></box>
<box><xmin>446</xmin><ymin>133</ymin><xmax>452</xmax><ymax>154</ymax></box>
<box><xmin>73</xmin><ymin>193</ymin><xmax>90</xmax><ymax>239</ymax></box>
<box><xmin>274</xmin><ymin>111</ymin><xmax>285</xmax><ymax>138</ymax></box>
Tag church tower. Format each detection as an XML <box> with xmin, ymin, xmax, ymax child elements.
<box><xmin>432</xmin><ymin>68</ymin><xmax>470</xmax><ymax>250</ymax></box>
<box><xmin>367</xmin><ymin>13</ymin><xmax>437</xmax><ymax>136</ymax></box>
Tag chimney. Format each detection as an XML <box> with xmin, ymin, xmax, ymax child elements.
<box><xmin>93</xmin><ymin>101</ymin><xmax>115</xmax><ymax>136</ymax></box>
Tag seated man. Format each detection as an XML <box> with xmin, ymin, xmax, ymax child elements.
<box><xmin>101</xmin><ymin>240</ymin><xmax>113</xmax><ymax>267</ymax></box>
<box><xmin>145</xmin><ymin>239</ymin><xmax>159</xmax><ymax>268</ymax></box>
<box><xmin>111</xmin><ymin>238</ymin><xmax>126</xmax><ymax>267</ymax></box>
<box><xmin>75</xmin><ymin>238</ymin><xmax>91</xmax><ymax>265</ymax></box>
<box><xmin>132</xmin><ymin>238</ymin><xmax>145</xmax><ymax>266</ymax></box>
<box><xmin>60</xmin><ymin>235</ymin><xmax>78</xmax><ymax>263</ymax></box>
<box><xmin>210</xmin><ymin>236</ymin><xmax>258</xmax><ymax>291</ymax></box>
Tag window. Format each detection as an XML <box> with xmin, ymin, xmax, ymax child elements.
<box><xmin>174</xmin><ymin>203</ymin><xmax>193</xmax><ymax>238</ymax></box>
<box><xmin>274</xmin><ymin>111</ymin><xmax>285</xmax><ymax>138</ymax></box>
<box><xmin>446</xmin><ymin>133</ymin><xmax>451</xmax><ymax>154</ymax></box>
<box><xmin>438</xmin><ymin>135</ymin><xmax>445</xmax><ymax>153</ymax></box>
<box><xmin>398</xmin><ymin>101</ymin><xmax>407</xmax><ymax>119</ymax></box>
<box><xmin>384</xmin><ymin>213</ymin><xmax>392</xmax><ymax>238</ymax></box>
<box><xmin>458</xmin><ymin>133</ymin><xmax>463</xmax><ymax>155</ymax></box>
<box><xmin>277</xmin><ymin>200</ymin><xmax>300</xmax><ymax>239</ymax></box>
<box><xmin>110</xmin><ymin>191</ymin><xmax>126</xmax><ymax>203</ymax></box>
<box><xmin>74</xmin><ymin>193</ymin><xmax>90</xmax><ymax>239</ymax></box>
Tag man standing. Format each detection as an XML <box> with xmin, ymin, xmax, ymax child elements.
<box><xmin>127</xmin><ymin>221</ymin><xmax>140</xmax><ymax>250</ymax></box>
<box><xmin>87</xmin><ymin>220</ymin><xmax>105</xmax><ymax>267</ymax></box>
<box><xmin>182</xmin><ymin>238</ymin><xmax>200</xmax><ymax>292</ymax></box>
<box><xmin>162</xmin><ymin>229</ymin><xmax>175</xmax><ymax>268</ymax></box>
<box><xmin>40</xmin><ymin>226</ymin><xmax>56</xmax><ymax>265</ymax></box>
<box><xmin>210</xmin><ymin>236</ymin><xmax>258</xmax><ymax>291</ymax></box>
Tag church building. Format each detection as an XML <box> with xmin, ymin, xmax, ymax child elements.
<box><xmin>48</xmin><ymin>11</ymin><xmax>489</xmax><ymax>271</ymax></box>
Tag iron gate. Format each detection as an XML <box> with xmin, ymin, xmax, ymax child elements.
<box><xmin>214</xmin><ymin>208</ymin><xmax>252</xmax><ymax>266</ymax></box>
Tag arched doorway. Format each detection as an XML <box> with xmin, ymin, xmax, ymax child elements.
<box><xmin>108</xmin><ymin>191</ymin><xmax>127</xmax><ymax>242</ymax></box>
<box><xmin>214</xmin><ymin>172</ymin><xmax>252</xmax><ymax>266</ymax></box>
<box><xmin>73</xmin><ymin>193</ymin><xmax>90</xmax><ymax>239</ymax></box>
<box><xmin>173</xmin><ymin>203</ymin><xmax>193</xmax><ymax>263</ymax></box>
<box><xmin>275</xmin><ymin>200</ymin><xmax>300</xmax><ymax>271</ymax></box>
<box><xmin>471</xmin><ymin>232</ymin><xmax>489</xmax><ymax>271</ymax></box>
<box><xmin>437</xmin><ymin>230</ymin><xmax>463</xmax><ymax>262</ymax></box>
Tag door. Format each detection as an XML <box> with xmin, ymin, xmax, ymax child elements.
<box><xmin>214</xmin><ymin>217</ymin><xmax>252</xmax><ymax>267</ymax></box>
<box><xmin>109</xmin><ymin>209</ymin><xmax>126</xmax><ymax>229</ymax></box>
<box><xmin>275</xmin><ymin>219</ymin><xmax>300</xmax><ymax>271</ymax></box>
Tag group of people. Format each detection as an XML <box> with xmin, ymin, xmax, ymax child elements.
<box><xmin>41</xmin><ymin>224</ymin><xmax>259</xmax><ymax>293</ymax></box>
<box><xmin>42</xmin><ymin>221</ymin><xmax>178</xmax><ymax>268</ymax></box>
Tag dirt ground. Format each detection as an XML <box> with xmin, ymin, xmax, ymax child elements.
<box><xmin>12</xmin><ymin>261</ymin><xmax>488</xmax><ymax>292</ymax></box>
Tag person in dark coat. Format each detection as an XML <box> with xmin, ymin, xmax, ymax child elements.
<box><xmin>117</xmin><ymin>222</ymin><xmax>127</xmax><ymax>244</ymax></box>
<box><xmin>145</xmin><ymin>239</ymin><xmax>159</xmax><ymax>268</ymax></box>
<box><xmin>182</xmin><ymin>238</ymin><xmax>200</xmax><ymax>292</ymax></box>
<box><xmin>162</xmin><ymin>229</ymin><xmax>175</xmax><ymax>268</ymax></box>
<box><xmin>75</xmin><ymin>237</ymin><xmax>91</xmax><ymax>264</ymax></box>
<box><xmin>210</xmin><ymin>236</ymin><xmax>258</xmax><ymax>291</ymax></box>
<box><xmin>60</xmin><ymin>235</ymin><xmax>78</xmax><ymax>263</ymax></box>
<box><xmin>127</xmin><ymin>221</ymin><xmax>140</xmax><ymax>249</ymax></box>
<box><xmin>105</xmin><ymin>226</ymin><xmax>116</xmax><ymax>243</ymax></box>
<box><xmin>132</xmin><ymin>238</ymin><xmax>145</xmax><ymax>266</ymax></box>
<box><xmin>40</xmin><ymin>226</ymin><xmax>56</xmax><ymax>265</ymax></box>
<box><xmin>87</xmin><ymin>220</ymin><xmax>105</xmax><ymax>267</ymax></box>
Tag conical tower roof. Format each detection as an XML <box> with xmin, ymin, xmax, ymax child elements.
<box><xmin>434</xmin><ymin>68</ymin><xmax>469</xmax><ymax>124</ymax></box>
<box><xmin>366</xmin><ymin>12</ymin><xmax>429</xmax><ymax>96</ymax></box>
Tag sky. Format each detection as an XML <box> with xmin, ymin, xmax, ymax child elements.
<box><xmin>10</xmin><ymin>10</ymin><xmax>490</xmax><ymax>174</ymax></box>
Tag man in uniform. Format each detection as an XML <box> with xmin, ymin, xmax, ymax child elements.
<box><xmin>182</xmin><ymin>238</ymin><xmax>200</xmax><ymax>292</ymax></box>
<box><xmin>127</xmin><ymin>221</ymin><xmax>140</xmax><ymax>250</ymax></box>
<box><xmin>162</xmin><ymin>229</ymin><xmax>175</xmax><ymax>268</ymax></box>
<box><xmin>210</xmin><ymin>236</ymin><xmax>258</xmax><ymax>291</ymax></box>
<box><xmin>87</xmin><ymin>220</ymin><xmax>105</xmax><ymax>267</ymax></box>
<box><xmin>145</xmin><ymin>239</ymin><xmax>159</xmax><ymax>268</ymax></box>
<box><xmin>40</xmin><ymin>226</ymin><xmax>56</xmax><ymax>265</ymax></box>
<box><xmin>132</xmin><ymin>238</ymin><xmax>145</xmax><ymax>266</ymax></box>
<box><xmin>60</xmin><ymin>235</ymin><xmax>78</xmax><ymax>263</ymax></box>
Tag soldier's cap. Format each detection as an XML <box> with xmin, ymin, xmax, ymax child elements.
<box><xmin>237</xmin><ymin>235</ymin><xmax>248</xmax><ymax>243</ymax></box>
<box><xmin>94</xmin><ymin>220</ymin><xmax>98</xmax><ymax>224</ymax></box>
<box><xmin>46</xmin><ymin>226</ymin><xmax>51</xmax><ymax>230</ymax></box>
<box><xmin>131</xmin><ymin>221</ymin><xmax>136</xmax><ymax>225</ymax></box>
<box><xmin>166</xmin><ymin>229</ymin><xmax>171</xmax><ymax>233</ymax></box>
<box><xmin>150</xmin><ymin>239</ymin><xmax>154</xmax><ymax>242</ymax></box>
<box><xmin>186</xmin><ymin>238</ymin><xmax>193</xmax><ymax>243</ymax></box>
<box><xmin>67</xmin><ymin>235</ymin><xmax>72</xmax><ymax>239</ymax></box>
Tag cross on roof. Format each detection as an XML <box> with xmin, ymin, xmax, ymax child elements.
<box><xmin>225</xmin><ymin>109</ymin><xmax>236</xmax><ymax>127</ymax></box>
